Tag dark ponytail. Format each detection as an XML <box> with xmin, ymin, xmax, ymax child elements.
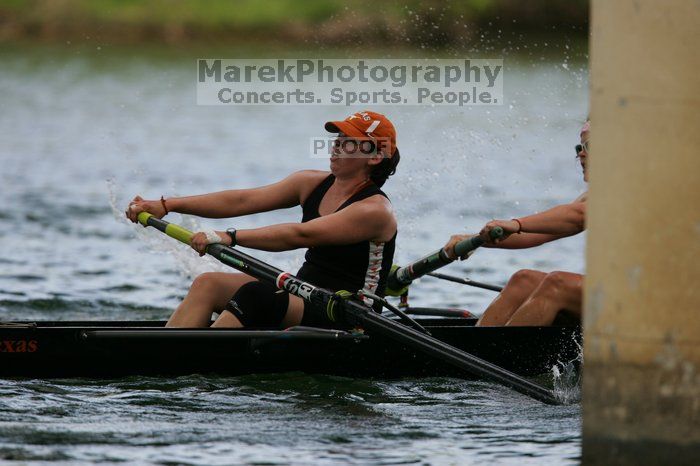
<box><xmin>370</xmin><ymin>148</ymin><xmax>400</xmax><ymax>187</ymax></box>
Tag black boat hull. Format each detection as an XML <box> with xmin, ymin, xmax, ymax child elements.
<box><xmin>0</xmin><ymin>319</ymin><xmax>581</xmax><ymax>379</ymax></box>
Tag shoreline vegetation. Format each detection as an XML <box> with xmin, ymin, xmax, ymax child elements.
<box><xmin>0</xmin><ymin>0</ymin><xmax>588</xmax><ymax>46</ymax></box>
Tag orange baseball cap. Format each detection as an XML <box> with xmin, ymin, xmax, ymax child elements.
<box><xmin>325</xmin><ymin>111</ymin><xmax>398</xmax><ymax>157</ymax></box>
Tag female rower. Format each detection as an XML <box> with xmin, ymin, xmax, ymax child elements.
<box><xmin>126</xmin><ymin>111</ymin><xmax>400</xmax><ymax>329</ymax></box>
<box><xmin>444</xmin><ymin>120</ymin><xmax>590</xmax><ymax>326</ymax></box>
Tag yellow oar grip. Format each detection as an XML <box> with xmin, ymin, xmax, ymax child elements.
<box><xmin>137</xmin><ymin>211</ymin><xmax>195</xmax><ymax>245</ymax></box>
<box><xmin>165</xmin><ymin>223</ymin><xmax>195</xmax><ymax>245</ymax></box>
<box><xmin>137</xmin><ymin>211</ymin><xmax>153</xmax><ymax>226</ymax></box>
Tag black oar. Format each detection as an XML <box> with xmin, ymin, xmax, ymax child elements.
<box><xmin>136</xmin><ymin>213</ymin><xmax>561</xmax><ymax>405</ymax></box>
<box><xmin>361</xmin><ymin>289</ymin><xmax>431</xmax><ymax>335</ymax></box>
<box><xmin>427</xmin><ymin>272</ymin><xmax>504</xmax><ymax>292</ymax></box>
<box><xmin>403</xmin><ymin>307</ymin><xmax>477</xmax><ymax>318</ymax></box>
<box><xmin>386</xmin><ymin>229</ymin><xmax>504</xmax><ymax>296</ymax></box>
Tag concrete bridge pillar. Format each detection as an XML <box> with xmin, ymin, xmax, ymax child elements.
<box><xmin>583</xmin><ymin>0</ymin><xmax>700</xmax><ymax>464</ymax></box>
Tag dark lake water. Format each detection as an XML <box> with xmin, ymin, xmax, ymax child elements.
<box><xmin>1</xmin><ymin>43</ymin><xmax>588</xmax><ymax>464</ymax></box>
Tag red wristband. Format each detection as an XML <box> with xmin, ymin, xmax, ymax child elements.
<box><xmin>512</xmin><ymin>218</ymin><xmax>523</xmax><ymax>234</ymax></box>
<box><xmin>160</xmin><ymin>196</ymin><xmax>169</xmax><ymax>215</ymax></box>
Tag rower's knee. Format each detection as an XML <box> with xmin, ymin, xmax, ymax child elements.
<box><xmin>188</xmin><ymin>273</ymin><xmax>231</xmax><ymax>308</ymax></box>
<box><xmin>190</xmin><ymin>272</ymin><xmax>218</xmax><ymax>294</ymax></box>
<box><xmin>543</xmin><ymin>271</ymin><xmax>566</xmax><ymax>287</ymax></box>
<box><xmin>540</xmin><ymin>271</ymin><xmax>579</xmax><ymax>294</ymax></box>
<box><xmin>508</xmin><ymin>269</ymin><xmax>543</xmax><ymax>290</ymax></box>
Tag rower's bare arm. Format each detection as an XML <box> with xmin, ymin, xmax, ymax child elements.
<box><xmin>487</xmin><ymin>232</ymin><xmax>569</xmax><ymax>249</ymax></box>
<box><xmin>167</xmin><ymin>171</ymin><xmax>327</xmax><ymax>218</ymax></box>
<box><xmin>234</xmin><ymin>199</ymin><xmax>395</xmax><ymax>252</ymax></box>
<box><xmin>516</xmin><ymin>201</ymin><xmax>586</xmax><ymax>236</ymax></box>
<box><xmin>472</xmin><ymin>197</ymin><xmax>586</xmax><ymax>250</ymax></box>
<box><xmin>126</xmin><ymin>171</ymin><xmax>327</xmax><ymax>222</ymax></box>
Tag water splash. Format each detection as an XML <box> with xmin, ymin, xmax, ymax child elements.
<box><xmin>551</xmin><ymin>335</ymin><xmax>583</xmax><ymax>404</ymax></box>
<box><xmin>106</xmin><ymin>178</ymin><xmax>228</xmax><ymax>281</ymax></box>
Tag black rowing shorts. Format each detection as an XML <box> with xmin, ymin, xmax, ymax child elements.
<box><xmin>223</xmin><ymin>280</ymin><xmax>345</xmax><ymax>329</ymax></box>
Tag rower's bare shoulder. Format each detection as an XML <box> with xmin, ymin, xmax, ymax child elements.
<box><xmin>366</xmin><ymin>192</ymin><xmax>394</xmax><ymax>213</ymax></box>
<box><xmin>290</xmin><ymin>169</ymin><xmax>329</xmax><ymax>183</ymax></box>
<box><xmin>353</xmin><ymin>195</ymin><xmax>398</xmax><ymax>241</ymax></box>
<box><xmin>291</xmin><ymin>170</ymin><xmax>330</xmax><ymax>203</ymax></box>
<box><xmin>350</xmin><ymin>195</ymin><xmax>397</xmax><ymax>232</ymax></box>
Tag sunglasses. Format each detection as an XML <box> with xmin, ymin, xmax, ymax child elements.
<box><xmin>575</xmin><ymin>140</ymin><xmax>590</xmax><ymax>156</ymax></box>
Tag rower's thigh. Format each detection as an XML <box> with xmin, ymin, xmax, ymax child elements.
<box><xmin>281</xmin><ymin>294</ymin><xmax>305</xmax><ymax>328</ymax></box>
<box><xmin>189</xmin><ymin>272</ymin><xmax>256</xmax><ymax>310</ymax></box>
<box><xmin>540</xmin><ymin>271</ymin><xmax>584</xmax><ymax>315</ymax></box>
<box><xmin>506</xmin><ymin>269</ymin><xmax>548</xmax><ymax>296</ymax></box>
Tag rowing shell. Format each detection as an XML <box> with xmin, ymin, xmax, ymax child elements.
<box><xmin>0</xmin><ymin>316</ymin><xmax>581</xmax><ymax>379</ymax></box>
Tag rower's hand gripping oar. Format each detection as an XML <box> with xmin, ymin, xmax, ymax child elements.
<box><xmin>387</xmin><ymin>227</ymin><xmax>504</xmax><ymax>296</ymax></box>
<box><xmin>136</xmin><ymin>213</ymin><xmax>561</xmax><ymax>405</ymax></box>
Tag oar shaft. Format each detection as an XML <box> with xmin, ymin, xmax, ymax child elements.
<box><xmin>403</xmin><ymin>307</ymin><xmax>476</xmax><ymax>318</ymax></box>
<box><xmin>427</xmin><ymin>272</ymin><xmax>504</xmax><ymax>292</ymax></box>
<box><xmin>388</xmin><ymin>227</ymin><xmax>504</xmax><ymax>291</ymax></box>
<box><xmin>357</xmin><ymin>310</ymin><xmax>560</xmax><ymax>404</ymax></box>
<box><xmin>138</xmin><ymin>213</ymin><xmax>280</xmax><ymax>283</ymax></box>
<box><xmin>137</xmin><ymin>213</ymin><xmax>560</xmax><ymax>405</ymax></box>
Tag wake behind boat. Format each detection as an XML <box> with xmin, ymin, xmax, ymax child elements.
<box><xmin>0</xmin><ymin>316</ymin><xmax>580</xmax><ymax>379</ymax></box>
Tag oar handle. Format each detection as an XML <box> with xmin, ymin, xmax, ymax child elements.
<box><xmin>454</xmin><ymin>226</ymin><xmax>504</xmax><ymax>257</ymax></box>
<box><xmin>453</xmin><ymin>232</ymin><xmax>485</xmax><ymax>257</ymax></box>
<box><xmin>138</xmin><ymin>212</ymin><xmax>195</xmax><ymax>245</ymax></box>
<box><xmin>387</xmin><ymin>227</ymin><xmax>504</xmax><ymax>294</ymax></box>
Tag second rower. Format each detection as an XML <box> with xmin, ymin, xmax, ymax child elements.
<box><xmin>444</xmin><ymin>120</ymin><xmax>590</xmax><ymax>326</ymax></box>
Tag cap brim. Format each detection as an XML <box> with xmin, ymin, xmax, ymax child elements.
<box><xmin>324</xmin><ymin>121</ymin><xmax>365</xmax><ymax>139</ymax></box>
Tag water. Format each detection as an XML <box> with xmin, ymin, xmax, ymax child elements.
<box><xmin>1</xmin><ymin>43</ymin><xmax>587</xmax><ymax>464</ymax></box>
<box><xmin>1</xmin><ymin>375</ymin><xmax>580</xmax><ymax>465</ymax></box>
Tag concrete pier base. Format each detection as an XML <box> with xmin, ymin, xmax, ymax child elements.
<box><xmin>583</xmin><ymin>0</ymin><xmax>700</xmax><ymax>464</ymax></box>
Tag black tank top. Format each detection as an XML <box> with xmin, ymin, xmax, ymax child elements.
<box><xmin>296</xmin><ymin>174</ymin><xmax>397</xmax><ymax>312</ymax></box>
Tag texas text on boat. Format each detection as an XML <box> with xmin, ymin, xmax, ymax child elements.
<box><xmin>0</xmin><ymin>112</ymin><xmax>586</xmax><ymax>401</ymax></box>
